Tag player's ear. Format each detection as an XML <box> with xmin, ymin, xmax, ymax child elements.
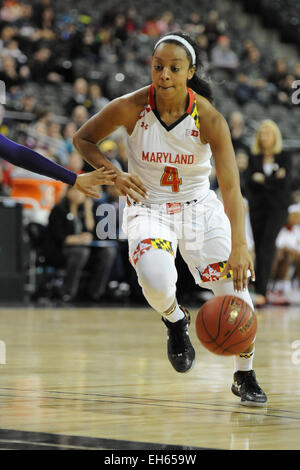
<box><xmin>187</xmin><ymin>65</ymin><xmax>196</xmax><ymax>81</ymax></box>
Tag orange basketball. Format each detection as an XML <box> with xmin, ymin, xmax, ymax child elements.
<box><xmin>195</xmin><ymin>295</ymin><xmax>257</xmax><ymax>356</ymax></box>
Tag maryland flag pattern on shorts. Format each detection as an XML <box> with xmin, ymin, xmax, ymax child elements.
<box><xmin>130</xmin><ymin>238</ymin><xmax>174</xmax><ymax>266</ymax></box>
<box><xmin>198</xmin><ymin>260</ymin><xmax>233</xmax><ymax>282</ymax></box>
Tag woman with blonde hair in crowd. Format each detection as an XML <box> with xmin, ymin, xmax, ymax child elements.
<box><xmin>246</xmin><ymin>119</ymin><xmax>293</xmax><ymax>307</ymax></box>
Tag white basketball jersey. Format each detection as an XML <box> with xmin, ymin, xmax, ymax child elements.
<box><xmin>126</xmin><ymin>84</ymin><xmax>212</xmax><ymax>204</ymax></box>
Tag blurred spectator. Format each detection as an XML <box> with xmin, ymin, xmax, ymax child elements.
<box><xmin>75</xmin><ymin>25</ymin><xmax>99</xmax><ymax>62</ymax></box>
<box><xmin>239</xmin><ymin>39</ymin><xmax>255</xmax><ymax>61</ymax></box>
<box><xmin>63</xmin><ymin>121</ymin><xmax>77</xmax><ymax>154</ymax></box>
<box><xmin>72</xmin><ymin>105</ymin><xmax>89</xmax><ymax>128</ymax></box>
<box><xmin>156</xmin><ymin>11</ymin><xmax>179</xmax><ymax>35</ymax></box>
<box><xmin>246</xmin><ymin>120</ymin><xmax>293</xmax><ymax>307</ymax></box>
<box><xmin>276</xmin><ymin>74</ymin><xmax>296</xmax><ymax>107</ymax></box>
<box><xmin>196</xmin><ymin>34</ymin><xmax>210</xmax><ymax>73</ymax></box>
<box><xmin>269</xmin><ymin>199</ymin><xmax>300</xmax><ymax>305</ymax></box>
<box><xmin>98</xmin><ymin>139</ymin><xmax>123</xmax><ymax>172</ymax></box>
<box><xmin>114</xmin><ymin>14</ymin><xmax>128</xmax><ymax>42</ymax></box>
<box><xmin>38</xmin><ymin>6</ymin><xmax>55</xmax><ymax>30</ymax></box>
<box><xmin>211</xmin><ymin>35</ymin><xmax>239</xmax><ymax>71</ymax></box>
<box><xmin>28</xmin><ymin>47</ymin><xmax>63</xmax><ymax>83</ymax></box>
<box><xmin>0</xmin><ymin>55</ymin><xmax>23</xmax><ymax>91</ymax></box>
<box><xmin>125</xmin><ymin>7</ymin><xmax>138</xmax><ymax>33</ymax></box>
<box><xmin>46</xmin><ymin>121</ymin><xmax>69</xmax><ymax>165</ymax></box>
<box><xmin>236</xmin><ymin>149</ymin><xmax>249</xmax><ymax>197</ymax></box>
<box><xmin>204</xmin><ymin>10</ymin><xmax>225</xmax><ymax>51</ymax></box>
<box><xmin>32</xmin><ymin>0</ymin><xmax>53</xmax><ymax>28</ymax></box>
<box><xmin>142</xmin><ymin>15</ymin><xmax>160</xmax><ymax>37</ymax></box>
<box><xmin>43</xmin><ymin>186</ymin><xmax>117</xmax><ymax>302</ymax></box>
<box><xmin>67</xmin><ymin>150</ymin><xmax>84</xmax><ymax>175</ymax></box>
<box><xmin>293</xmin><ymin>62</ymin><xmax>300</xmax><ymax>81</ymax></box>
<box><xmin>1</xmin><ymin>39</ymin><xmax>26</xmax><ymax>64</ymax></box>
<box><xmin>229</xmin><ymin>110</ymin><xmax>248</xmax><ymax>152</ymax></box>
<box><xmin>184</xmin><ymin>12</ymin><xmax>206</xmax><ymax>35</ymax></box>
<box><xmin>88</xmin><ymin>83</ymin><xmax>109</xmax><ymax>113</ymax></box>
<box><xmin>0</xmin><ymin>25</ymin><xmax>17</xmax><ymax>46</ymax></box>
<box><xmin>98</xmin><ymin>27</ymin><xmax>118</xmax><ymax>64</ymax></box>
<box><xmin>234</xmin><ymin>46</ymin><xmax>272</xmax><ymax>105</ymax></box>
<box><xmin>268</xmin><ymin>58</ymin><xmax>288</xmax><ymax>89</ymax></box>
<box><xmin>66</xmin><ymin>78</ymin><xmax>91</xmax><ymax>115</ymax></box>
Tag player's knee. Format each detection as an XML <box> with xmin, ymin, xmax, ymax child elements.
<box><xmin>135</xmin><ymin>250</ymin><xmax>177</xmax><ymax>312</ymax></box>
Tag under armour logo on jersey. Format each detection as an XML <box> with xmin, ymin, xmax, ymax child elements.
<box><xmin>141</xmin><ymin>122</ymin><xmax>149</xmax><ymax>130</ymax></box>
<box><xmin>186</xmin><ymin>129</ymin><xmax>199</xmax><ymax>137</ymax></box>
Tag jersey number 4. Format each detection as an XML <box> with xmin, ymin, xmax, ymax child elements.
<box><xmin>160</xmin><ymin>166</ymin><xmax>182</xmax><ymax>192</ymax></box>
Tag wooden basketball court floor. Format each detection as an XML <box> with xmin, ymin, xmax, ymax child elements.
<box><xmin>0</xmin><ymin>303</ymin><xmax>300</xmax><ymax>451</ymax></box>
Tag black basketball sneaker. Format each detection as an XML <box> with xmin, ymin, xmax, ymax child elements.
<box><xmin>162</xmin><ymin>306</ymin><xmax>195</xmax><ymax>373</ymax></box>
<box><xmin>231</xmin><ymin>370</ymin><xmax>268</xmax><ymax>407</ymax></box>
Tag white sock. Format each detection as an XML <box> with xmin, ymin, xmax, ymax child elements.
<box><xmin>234</xmin><ymin>348</ymin><xmax>255</xmax><ymax>372</ymax></box>
<box><xmin>163</xmin><ymin>302</ymin><xmax>185</xmax><ymax>323</ymax></box>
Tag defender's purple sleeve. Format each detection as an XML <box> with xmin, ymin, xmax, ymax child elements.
<box><xmin>0</xmin><ymin>134</ymin><xmax>77</xmax><ymax>185</ymax></box>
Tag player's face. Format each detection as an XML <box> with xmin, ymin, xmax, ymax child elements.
<box><xmin>152</xmin><ymin>43</ymin><xmax>195</xmax><ymax>98</ymax></box>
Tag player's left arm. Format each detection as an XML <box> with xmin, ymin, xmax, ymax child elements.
<box><xmin>201</xmin><ymin>106</ymin><xmax>255</xmax><ymax>292</ymax></box>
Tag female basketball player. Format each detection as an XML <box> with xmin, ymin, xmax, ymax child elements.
<box><xmin>0</xmin><ymin>134</ymin><xmax>116</xmax><ymax>197</ymax></box>
<box><xmin>73</xmin><ymin>32</ymin><xmax>267</xmax><ymax>407</ymax></box>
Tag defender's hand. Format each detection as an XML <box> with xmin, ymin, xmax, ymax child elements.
<box><xmin>74</xmin><ymin>167</ymin><xmax>116</xmax><ymax>198</ymax></box>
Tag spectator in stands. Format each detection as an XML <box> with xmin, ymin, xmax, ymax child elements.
<box><xmin>246</xmin><ymin>120</ymin><xmax>293</xmax><ymax>307</ymax></box>
<box><xmin>268</xmin><ymin>58</ymin><xmax>288</xmax><ymax>89</ymax></box>
<box><xmin>114</xmin><ymin>14</ymin><xmax>128</xmax><ymax>42</ymax></box>
<box><xmin>293</xmin><ymin>62</ymin><xmax>300</xmax><ymax>81</ymax></box>
<box><xmin>236</xmin><ymin>149</ymin><xmax>249</xmax><ymax>197</ymax></box>
<box><xmin>239</xmin><ymin>39</ymin><xmax>255</xmax><ymax>61</ymax></box>
<box><xmin>28</xmin><ymin>47</ymin><xmax>63</xmax><ymax>84</ymax></box>
<box><xmin>156</xmin><ymin>11</ymin><xmax>179</xmax><ymax>35</ymax></box>
<box><xmin>125</xmin><ymin>7</ymin><xmax>139</xmax><ymax>33</ymax></box>
<box><xmin>44</xmin><ymin>186</ymin><xmax>117</xmax><ymax>302</ymax></box>
<box><xmin>234</xmin><ymin>46</ymin><xmax>271</xmax><ymax>105</ymax></box>
<box><xmin>0</xmin><ymin>55</ymin><xmax>22</xmax><ymax>92</ymax></box>
<box><xmin>98</xmin><ymin>27</ymin><xmax>118</xmax><ymax>64</ymax></box>
<box><xmin>196</xmin><ymin>33</ymin><xmax>210</xmax><ymax>73</ymax></box>
<box><xmin>142</xmin><ymin>15</ymin><xmax>160</xmax><ymax>37</ymax></box>
<box><xmin>229</xmin><ymin>110</ymin><xmax>248</xmax><ymax>152</ymax></box>
<box><xmin>184</xmin><ymin>12</ymin><xmax>206</xmax><ymax>36</ymax></box>
<box><xmin>88</xmin><ymin>83</ymin><xmax>109</xmax><ymax>113</ymax></box>
<box><xmin>72</xmin><ymin>105</ymin><xmax>89</xmax><ymax>128</ymax></box>
<box><xmin>67</xmin><ymin>150</ymin><xmax>84</xmax><ymax>175</ymax></box>
<box><xmin>210</xmin><ymin>35</ymin><xmax>239</xmax><ymax>72</ymax></box>
<box><xmin>46</xmin><ymin>121</ymin><xmax>69</xmax><ymax>165</ymax></box>
<box><xmin>32</xmin><ymin>0</ymin><xmax>53</xmax><ymax>28</ymax></box>
<box><xmin>63</xmin><ymin>121</ymin><xmax>77</xmax><ymax>154</ymax></box>
<box><xmin>204</xmin><ymin>10</ymin><xmax>225</xmax><ymax>51</ymax></box>
<box><xmin>65</xmin><ymin>78</ymin><xmax>91</xmax><ymax>115</ymax></box>
<box><xmin>269</xmin><ymin>198</ymin><xmax>300</xmax><ymax>305</ymax></box>
<box><xmin>98</xmin><ymin>139</ymin><xmax>123</xmax><ymax>172</ymax></box>
<box><xmin>276</xmin><ymin>74</ymin><xmax>296</xmax><ymax>107</ymax></box>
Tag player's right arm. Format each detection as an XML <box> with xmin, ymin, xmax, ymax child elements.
<box><xmin>73</xmin><ymin>90</ymin><xmax>148</xmax><ymax>202</ymax></box>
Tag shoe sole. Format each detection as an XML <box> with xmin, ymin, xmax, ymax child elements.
<box><xmin>240</xmin><ymin>399</ymin><xmax>268</xmax><ymax>407</ymax></box>
<box><xmin>232</xmin><ymin>386</ymin><xmax>268</xmax><ymax>407</ymax></box>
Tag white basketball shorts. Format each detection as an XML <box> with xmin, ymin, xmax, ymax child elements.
<box><xmin>122</xmin><ymin>190</ymin><xmax>233</xmax><ymax>288</ymax></box>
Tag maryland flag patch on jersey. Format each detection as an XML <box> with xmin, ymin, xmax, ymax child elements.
<box><xmin>198</xmin><ymin>260</ymin><xmax>233</xmax><ymax>282</ymax></box>
<box><xmin>130</xmin><ymin>238</ymin><xmax>174</xmax><ymax>266</ymax></box>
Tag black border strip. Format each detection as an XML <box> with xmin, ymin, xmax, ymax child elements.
<box><xmin>0</xmin><ymin>429</ymin><xmax>214</xmax><ymax>451</ymax></box>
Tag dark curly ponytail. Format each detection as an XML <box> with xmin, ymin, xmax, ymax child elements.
<box><xmin>152</xmin><ymin>31</ymin><xmax>213</xmax><ymax>103</ymax></box>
